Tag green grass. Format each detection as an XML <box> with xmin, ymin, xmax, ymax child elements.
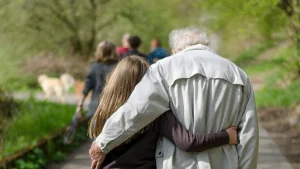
<box><xmin>0</xmin><ymin>44</ymin><xmax>39</xmax><ymax>92</ymax></box>
<box><xmin>244</xmin><ymin>58</ymin><xmax>284</xmax><ymax>75</ymax></box>
<box><xmin>1</xmin><ymin>98</ymin><xmax>76</xmax><ymax>158</ymax></box>
<box><xmin>256</xmin><ymin>79</ymin><xmax>300</xmax><ymax>108</ymax></box>
<box><xmin>239</xmin><ymin>43</ymin><xmax>300</xmax><ymax>108</ymax></box>
<box><xmin>234</xmin><ymin>41</ymin><xmax>274</xmax><ymax>66</ymax></box>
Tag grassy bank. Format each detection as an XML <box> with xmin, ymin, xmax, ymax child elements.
<box><xmin>0</xmin><ymin>44</ymin><xmax>39</xmax><ymax>92</ymax></box>
<box><xmin>1</xmin><ymin>99</ymin><xmax>76</xmax><ymax>158</ymax></box>
<box><xmin>236</xmin><ymin>42</ymin><xmax>300</xmax><ymax>108</ymax></box>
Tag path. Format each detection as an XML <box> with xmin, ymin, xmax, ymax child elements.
<box><xmin>47</xmin><ymin>140</ymin><xmax>93</xmax><ymax>169</ymax></box>
<box><xmin>14</xmin><ymin>90</ymin><xmax>295</xmax><ymax>169</ymax></box>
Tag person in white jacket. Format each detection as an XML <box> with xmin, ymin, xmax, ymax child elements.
<box><xmin>89</xmin><ymin>27</ymin><xmax>259</xmax><ymax>169</ymax></box>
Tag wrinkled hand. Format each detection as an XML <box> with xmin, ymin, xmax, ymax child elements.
<box><xmin>89</xmin><ymin>142</ymin><xmax>106</xmax><ymax>169</ymax></box>
<box><xmin>226</xmin><ymin>127</ymin><xmax>239</xmax><ymax>145</ymax></box>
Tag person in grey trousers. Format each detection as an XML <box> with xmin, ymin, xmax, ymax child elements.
<box><xmin>89</xmin><ymin>27</ymin><xmax>259</xmax><ymax>169</ymax></box>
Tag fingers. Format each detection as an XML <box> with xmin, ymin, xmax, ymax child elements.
<box><xmin>231</xmin><ymin>126</ymin><xmax>238</xmax><ymax>130</ymax></box>
<box><xmin>96</xmin><ymin>161</ymin><xmax>101</xmax><ymax>169</ymax></box>
<box><xmin>91</xmin><ymin>160</ymin><xmax>97</xmax><ymax>169</ymax></box>
<box><xmin>89</xmin><ymin>149</ymin><xmax>93</xmax><ymax>160</ymax></box>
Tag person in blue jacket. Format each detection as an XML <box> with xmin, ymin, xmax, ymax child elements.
<box><xmin>147</xmin><ymin>38</ymin><xmax>169</xmax><ymax>64</ymax></box>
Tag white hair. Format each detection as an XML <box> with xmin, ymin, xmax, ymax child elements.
<box><xmin>169</xmin><ymin>27</ymin><xmax>210</xmax><ymax>52</ymax></box>
<box><xmin>122</xmin><ymin>33</ymin><xmax>130</xmax><ymax>41</ymax></box>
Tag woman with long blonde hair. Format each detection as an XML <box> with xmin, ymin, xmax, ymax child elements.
<box><xmin>89</xmin><ymin>55</ymin><xmax>238</xmax><ymax>169</ymax></box>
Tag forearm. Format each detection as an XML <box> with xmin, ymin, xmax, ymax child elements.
<box><xmin>160</xmin><ymin>111</ymin><xmax>229</xmax><ymax>152</ymax></box>
<box><xmin>96</xmin><ymin>102</ymin><xmax>166</xmax><ymax>153</ymax></box>
<box><xmin>77</xmin><ymin>94</ymin><xmax>86</xmax><ymax>107</ymax></box>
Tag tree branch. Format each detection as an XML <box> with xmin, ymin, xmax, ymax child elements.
<box><xmin>36</xmin><ymin>1</ymin><xmax>78</xmax><ymax>34</ymax></box>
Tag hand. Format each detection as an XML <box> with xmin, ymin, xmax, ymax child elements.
<box><xmin>89</xmin><ymin>142</ymin><xmax>106</xmax><ymax>169</ymax></box>
<box><xmin>76</xmin><ymin>106</ymin><xmax>83</xmax><ymax>118</ymax></box>
<box><xmin>225</xmin><ymin>127</ymin><xmax>238</xmax><ymax>145</ymax></box>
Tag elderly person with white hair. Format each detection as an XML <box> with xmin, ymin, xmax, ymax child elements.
<box><xmin>89</xmin><ymin>27</ymin><xmax>259</xmax><ymax>169</ymax></box>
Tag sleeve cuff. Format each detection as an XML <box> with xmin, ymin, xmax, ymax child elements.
<box><xmin>218</xmin><ymin>130</ymin><xmax>230</xmax><ymax>145</ymax></box>
<box><xmin>95</xmin><ymin>135</ymin><xmax>112</xmax><ymax>154</ymax></box>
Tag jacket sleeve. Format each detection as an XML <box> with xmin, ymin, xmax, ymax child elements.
<box><xmin>237</xmin><ymin>79</ymin><xmax>259</xmax><ymax>169</ymax></box>
<box><xmin>95</xmin><ymin>64</ymin><xmax>170</xmax><ymax>153</ymax></box>
<box><xmin>82</xmin><ymin>64</ymin><xmax>95</xmax><ymax>96</ymax></box>
<box><xmin>159</xmin><ymin>111</ymin><xmax>229</xmax><ymax>152</ymax></box>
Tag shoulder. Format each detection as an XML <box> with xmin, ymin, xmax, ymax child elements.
<box><xmin>154</xmin><ymin>49</ymin><xmax>249</xmax><ymax>86</ymax></box>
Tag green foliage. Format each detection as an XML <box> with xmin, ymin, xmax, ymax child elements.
<box><xmin>256</xmin><ymin>79</ymin><xmax>300</xmax><ymax>108</ymax></box>
<box><xmin>1</xmin><ymin>98</ymin><xmax>75</xmax><ymax>158</ymax></box>
<box><xmin>0</xmin><ymin>43</ymin><xmax>39</xmax><ymax>91</ymax></box>
<box><xmin>11</xmin><ymin>148</ymin><xmax>47</xmax><ymax>169</ymax></box>
<box><xmin>0</xmin><ymin>0</ymin><xmax>197</xmax><ymax>59</ymax></box>
<box><xmin>244</xmin><ymin>58</ymin><xmax>284</xmax><ymax>75</ymax></box>
<box><xmin>0</xmin><ymin>0</ymin><xmax>121</xmax><ymax>57</ymax></box>
<box><xmin>240</xmin><ymin>44</ymin><xmax>300</xmax><ymax>108</ymax></box>
<box><xmin>0</xmin><ymin>85</ymin><xmax>20</xmax><ymax>150</ymax></box>
<box><xmin>2</xmin><ymin>125</ymin><xmax>88</xmax><ymax>169</ymax></box>
<box><xmin>234</xmin><ymin>41</ymin><xmax>275</xmax><ymax>66</ymax></box>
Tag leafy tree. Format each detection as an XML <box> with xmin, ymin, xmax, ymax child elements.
<box><xmin>0</xmin><ymin>0</ymin><xmax>121</xmax><ymax>58</ymax></box>
<box><xmin>0</xmin><ymin>0</ymin><xmax>199</xmax><ymax>59</ymax></box>
<box><xmin>278</xmin><ymin>0</ymin><xmax>300</xmax><ymax>77</ymax></box>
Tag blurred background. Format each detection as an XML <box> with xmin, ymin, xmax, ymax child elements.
<box><xmin>0</xmin><ymin>0</ymin><xmax>299</xmax><ymax>169</ymax></box>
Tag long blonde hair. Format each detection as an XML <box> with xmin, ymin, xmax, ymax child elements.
<box><xmin>89</xmin><ymin>55</ymin><xmax>150</xmax><ymax>138</ymax></box>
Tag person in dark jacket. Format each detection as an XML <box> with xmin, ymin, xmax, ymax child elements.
<box><xmin>65</xmin><ymin>40</ymin><xmax>118</xmax><ymax>144</ymax></box>
<box><xmin>120</xmin><ymin>36</ymin><xmax>147</xmax><ymax>59</ymax></box>
<box><xmin>77</xmin><ymin>40</ymin><xmax>118</xmax><ymax>118</ymax></box>
<box><xmin>88</xmin><ymin>55</ymin><xmax>238</xmax><ymax>169</ymax></box>
<box><xmin>147</xmin><ymin>38</ymin><xmax>169</xmax><ymax>64</ymax></box>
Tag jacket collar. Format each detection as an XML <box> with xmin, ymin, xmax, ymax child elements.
<box><xmin>180</xmin><ymin>44</ymin><xmax>217</xmax><ymax>54</ymax></box>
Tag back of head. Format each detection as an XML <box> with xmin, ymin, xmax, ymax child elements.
<box><xmin>128</xmin><ymin>36</ymin><xmax>142</xmax><ymax>49</ymax></box>
<box><xmin>95</xmin><ymin>40</ymin><xmax>118</xmax><ymax>63</ymax></box>
<box><xmin>151</xmin><ymin>38</ymin><xmax>161</xmax><ymax>49</ymax></box>
<box><xmin>169</xmin><ymin>27</ymin><xmax>210</xmax><ymax>53</ymax></box>
<box><xmin>122</xmin><ymin>33</ymin><xmax>130</xmax><ymax>47</ymax></box>
<box><xmin>89</xmin><ymin>55</ymin><xmax>150</xmax><ymax>138</ymax></box>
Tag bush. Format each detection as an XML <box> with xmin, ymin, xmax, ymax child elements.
<box><xmin>1</xmin><ymin>98</ymin><xmax>76</xmax><ymax>158</ymax></box>
<box><xmin>234</xmin><ymin>41</ymin><xmax>274</xmax><ymax>67</ymax></box>
<box><xmin>0</xmin><ymin>86</ymin><xmax>20</xmax><ymax>118</ymax></box>
<box><xmin>2</xmin><ymin>125</ymin><xmax>88</xmax><ymax>169</ymax></box>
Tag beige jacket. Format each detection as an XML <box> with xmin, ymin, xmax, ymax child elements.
<box><xmin>96</xmin><ymin>44</ymin><xmax>259</xmax><ymax>169</ymax></box>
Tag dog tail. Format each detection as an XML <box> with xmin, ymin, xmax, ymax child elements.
<box><xmin>60</xmin><ymin>73</ymin><xmax>75</xmax><ymax>91</ymax></box>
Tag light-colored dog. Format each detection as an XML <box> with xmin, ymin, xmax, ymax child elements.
<box><xmin>38</xmin><ymin>73</ymin><xmax>75</xmax><ymax>103</ymax></box>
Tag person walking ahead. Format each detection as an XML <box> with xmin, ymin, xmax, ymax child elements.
<box><xmin>77</xmin><ymin>40</ymin><xmax>118</xmax><ymax>118</ymax></box>
<box><xmin>121</xmin><ymin>36</ymin><xmax>146</xmax><ymax>59</ymax></box>
<box><xmin>90</xmin><ymin>28</ymin><xmax>259</xmax><ymax>169</ymax></box>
